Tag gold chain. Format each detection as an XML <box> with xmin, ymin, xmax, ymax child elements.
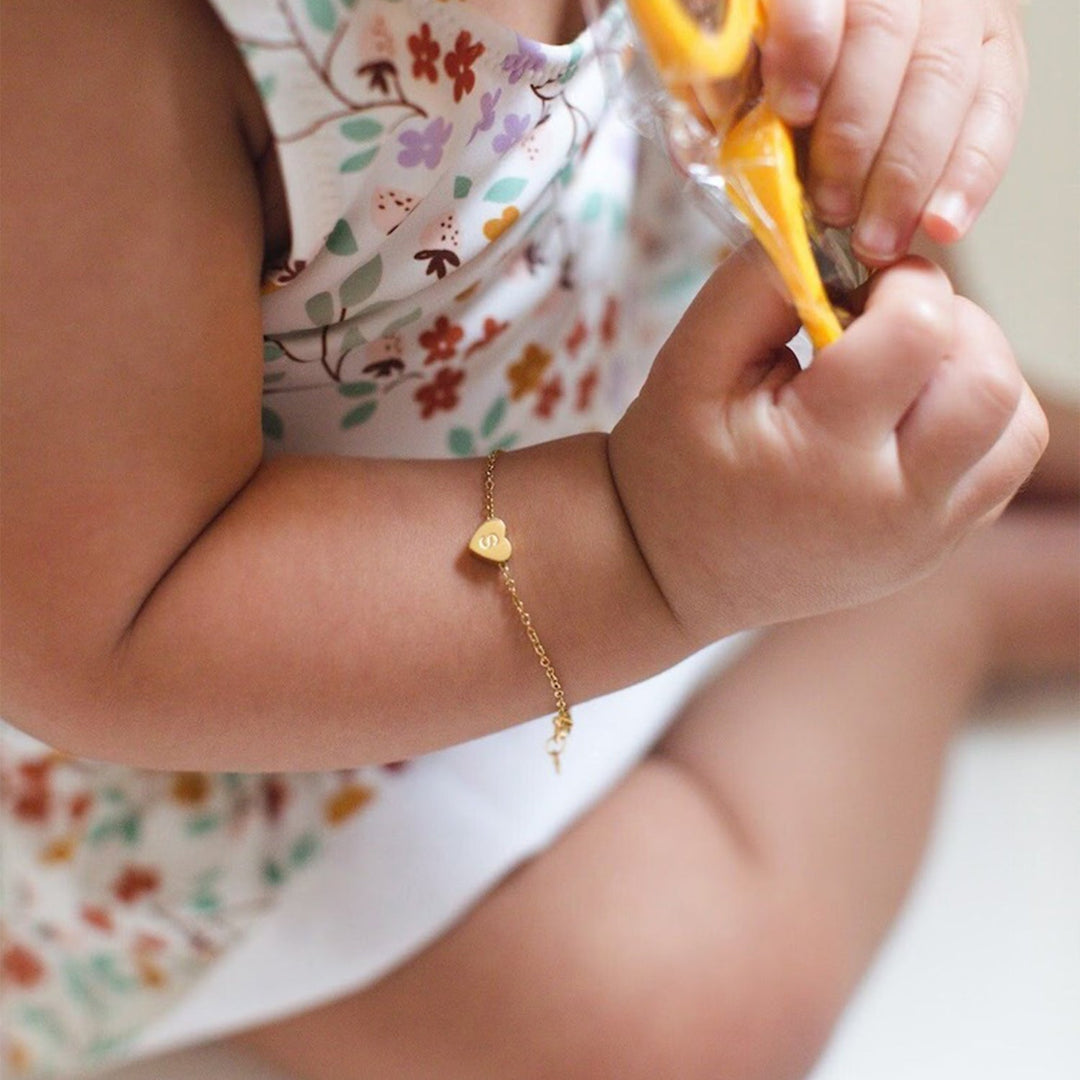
<box><xmin>470</xmin><ymin>450</ymin><xmax>573</xmax><ymax>772</ymax></box>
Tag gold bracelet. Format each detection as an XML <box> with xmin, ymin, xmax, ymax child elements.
<box><xmin>467</xmin><ymin>450</ymin><xmax>573</xmax><ymax>773</ymax></box>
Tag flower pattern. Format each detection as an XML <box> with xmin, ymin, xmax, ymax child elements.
<box><xmin>419</xmin><ymin>315</ymin><xmax>464</xmax><ymax>363</ymax></box>
<box><xmin>444</xmin><ymin>30</ymin><xmax>484</xmax><ymax>102</ymax></box>
<box><xmin>407</xmin><ymin>22</ymin><xmax>440</xmax><ymax>83</ymax></box>
<box><xmin>397</xmin><ymin>117</ymin><xmax>454</xmax><ymax>169</ymax></box>
<box><xmin>415</xmin><ymin>366</ymin><xmax>466</xmax><ymax>418</ymax></box>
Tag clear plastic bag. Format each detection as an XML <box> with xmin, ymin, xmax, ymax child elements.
<box><xmin>587</xmin><ymin>0</ymin><xmax>867</xmax><ymax>348</ymax></box>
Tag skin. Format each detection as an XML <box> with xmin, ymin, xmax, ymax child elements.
<box><xmin>2</xmin><ymin>0</ymin><xmax>1072</xmax><ymax>1077</ymax></box>
<box><xmin>759</xmin><ymin>0</ymin><xmax>1027</xmax><ymax>260</ymax></box>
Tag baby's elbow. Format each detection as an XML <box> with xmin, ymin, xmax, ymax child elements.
<box><xmin>0</xmin><ymin>631</ymin><xmax>138</xmax><ymax>766</ymax></box>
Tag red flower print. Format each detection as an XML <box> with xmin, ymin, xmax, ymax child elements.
<box><xmin>13</xmin><ymin>785</ymin><xmax>49</xmax><ymax>823</ymax></box>
<box><xmin>112</xmin><ymin>864</ymin><xmax>161</xmax><ymax>904</ymax></box>
<box><xmin>507</xmin><ymin>343</ymin><xmax>552</xmax><ymax>400</ymax></box>
<box><xmin>263</xmin><ymin>776</ymin><xmax>289</xmax><ymax>823</ymax></box>
<box><xmin>565</xmin><ymin>319</ymin><xmax>588</xmax><ymax>357</ymax></box>
<box><xmin>69</xmin><ymin>792</ymin><xmax>94</xmax><ymax>821</ymax></box>
<box><xmin>415</xmin><ymin>367</ymin><xmax>465</xmax><ymax>419</ymax></box>
<box><xmin>601</xmin><ymin>296</ymin><xmax>619</xmax><ymax>344</ymax></box>
<box><xmin>407</xmin><ymin>23</ymin><xmax>440</xmax><ymax>83</ymax></box>
<box><xmin>465</xmin><ymin>316</ymin><xmax>510</xmax><ymax>358</ymax></box>
<box><xmin>576</xmin><ymin>368</ymin><xmax>599</xmax><ymax>412</ymax></box>
<box><xmin>419</xmin><ymin>315</ymin><xmax>464</xmax><ymax>364</ymax></box>
<box><xmin>1</xmin><ymin>943</ymin><xmax>46</xmax><ymax>988</ymax></box>
<box><xmin>82</xmin><ymin>905</ymin><xmax>115</xmax><ymax>933</ymax></box>
<box><xmin>535</xmin><ymin>375</ymin><xmax>564</xmax><ymax>419</ymax></box>
<box><xmin>18</xmin><ymin>757</ymin><xmax>55</xmax><ymax>783</ymax></box>
<box><xmin>444</xmin><ymin>31</ymin><xmax>484</xmax><ymax>102</ymax></box>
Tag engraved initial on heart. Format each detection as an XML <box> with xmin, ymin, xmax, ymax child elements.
<box><xmin>468</xmin><ymin>517</ymin><xmax>512</xmax><ymax>563</ymax></box>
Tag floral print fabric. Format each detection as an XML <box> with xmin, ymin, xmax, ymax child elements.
<box><xmin>1</xmin><ymin>2</ymin><xmax>724</xmax><ymax>1075</ymax></box>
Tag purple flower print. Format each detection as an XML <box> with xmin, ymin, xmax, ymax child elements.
<box><xmin>397</xmin><ymin>118</ymin><xmax>454</xmax><ymax>169</ymax></box>
<box><xmin>492</xmin><ymin>112</ymin><xmax>530</xmax><ymax>155</ymax></box>
<box><xmin>467</xmin><ymin>87</ymin><xmax>502</xmax><ymax>145</ymax></box>
<box><xmin>501</xmin><ymin>37</ymin><xmax>546</xmax><ymax>85</ymax></box>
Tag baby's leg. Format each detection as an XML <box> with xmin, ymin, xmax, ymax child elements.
<box><xmin>232</xmin><ymin>509</ymin><xmax>1077</xmax><ymax>1080</ymax></box>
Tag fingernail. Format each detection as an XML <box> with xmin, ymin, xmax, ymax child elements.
<box><xmin>854</xmin><ymin>216</ymin><xmax>899</xmax><ymax>262</ymax></box>
<box><xmin>814</xmin><ymin>183</ymin><xmax>856</xmax><ymax>225</ymax></box>
<box><xmin>924</xmin><ymin>191</ymin><xmax>972</xmax><ymax>241</ymax></box>
<box><xmin>774</xmin><ymin>82</ymin><xmax>820</xmax><ymax>126</ymax></box>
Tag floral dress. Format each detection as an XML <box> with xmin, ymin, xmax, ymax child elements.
<box><xmin>0</xmin><ymin>2</ymin><xmax>732</xmax><ymax>1075</ymax></box>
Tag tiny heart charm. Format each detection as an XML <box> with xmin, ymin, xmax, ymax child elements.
<box><xmin>468</xmin><ymin>518</ymin><xmax>512</xmax><ymax>563</ymax></box>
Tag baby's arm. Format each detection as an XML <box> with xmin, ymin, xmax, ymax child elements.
<box><xmin>1</xmin><ymin>2</ymin><xmax>690</xmax><ymax>770</ymax></box>
<box><xmin>0</xmin><ymin>1</ymin><xmax>1044</xmax><ymax>773</ymax></box>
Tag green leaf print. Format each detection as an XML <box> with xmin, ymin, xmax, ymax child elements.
<box><xmin>303</xmin><ymin>0</ymin><xmax>337</xmax><ymax>33</ymax></box>
<box><xmin>326</xmin><ymin>219</ymin><xmax>359</xmax><ymax>256</ymax></box>
<box><xmin>289</xmin><ymin>832</ymin><xmax>321</xmax><ymax>868</ymax></box>
<box><xmin>480</xmin><ymin>397</ymin><xmax>507</xmax><ymax>439</ymax></box>
<box><xmin>306</xmin><ymin>291</ymin><xmax>336</xmax><ymax>326</ymax></box>
<box><xmin>186</xmin><ymin>812</ymin><xmax>223</xmax><ymax>836</ymax></box>
<box><xmin>339</xmin><ymin>380</ymin><xmax>378</xmax><ymax>397</ymax></box>
<box><xmin>19</xmin><ymin>1004</ymin><xmax>67</xmax><ymax>1046</ymax></box>
<box><xmin>340</xmin><ymin>254</ymin><xmax>383</xmax><ymax>309</ymax></box>
<box><xmin>262</xmin><ymin>406</ymin><xmax>285</xmax><ymax>441</ymax></box>
<box><xmin>448</xmin><ymin>428</ymin><xmax>475</xmax><ymax>457</ymax></box>
<box><xmin>88</xmin><ymin>954</ymin><xmax>136</xmax><ymax>993</ymax></box>
<box><xmin>341</xmin><ymin>117</ymin><xmax>383</xmax><ymax>142</ymax></box>
<box><xmin>87</xmin><ymin>812</ymin><xmax>140</xmax><ymax>846</ymax></box>
<box><xmin>63</xmin><ymin>959</ymin><xmax>105</xmax><ymax>1015</ymax></box>
<box><xmin>483</xmin><ymin>177</ymin><xmax>528</xmax><ymax>203</ymax></box>
<box><xmin>341</xmin><ymin>146</ymin><xmax>379</xmax><ymax>173</ymax></box>
<box><xmin>263</xmin><ymin>341</ymin><xmax>284</xmax><ymax>361</ymax></box>
<box><xmin>257</xmin><ymin>75</ymin><xmax>277</xmax><ymax>101</ymax></box>
<box><xmin>341</xmin><ymin>324</ymin><xmax>366</xmax><ymax>350</ymax></box>
<box><xmin>581</xmin><ymin>192</ymin><xmax>604</xmax><ymax>223</ymax></box>
<box><xmin>342</xmin><ymin>400</ymin><xmax>378</xmax><ymax>428</ymax></box>
<box><xmin>379</xmin><ymin>306</ymin><xmax>423</xmax><ymax>337</ymax></box>
<box><xmin>453</xmin><ymin>175</ymin><xmax>473</xmax><ymax>199</ymax></box>
<box><xmin>262</xmin><ymin>858</ymin><xmax>287</xmax><ymax>887</ymax></box>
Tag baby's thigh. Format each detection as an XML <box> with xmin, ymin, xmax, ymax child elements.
<box><xmin>231</xmin><ymin>758</ymin><xmax>844</xmax><ymax>1080</ymax></box>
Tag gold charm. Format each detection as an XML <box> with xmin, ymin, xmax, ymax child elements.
<box><xmin>468</xmin><ymin>518</ymin><xmax>512</xmax><ymax>563</ymax></box>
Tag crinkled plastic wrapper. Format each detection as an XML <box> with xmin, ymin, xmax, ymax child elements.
<box><xmin>586</xmin><ymin>0</ymin><xmax>867</xmax><ymax>348</ymax></box>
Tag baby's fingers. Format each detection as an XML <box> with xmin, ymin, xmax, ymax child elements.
<box><xmin>852</xmin><ymin>0</ymin><xmax>982</xmax><ymax>263</ymax></box>
<box><xmin>923</xmin><ymin>14</ymin><xmax>1027</xmax><ymax>242</ymax></box>
<box><xmin>807</xmin><ymin>0</ymin><xmax>920</xmax><ymax>228</ymax></box>
<box><xmin>787</xmin><ymin>258</ymin><xmax>953</xmax><ymax>446</ymax></box>
<box><xmin>898</xmin><ymin>298</ymin><xmax>1046</xmax><ymax>514</ymax></box>
<box><xmin>760</xmin><ymin>0</ymin><xmax>845</xmax><ymax>125</ymax></box>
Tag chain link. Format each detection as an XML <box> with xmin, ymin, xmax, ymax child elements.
<box><xmin>478</xmin><ymin>450</ymin><xmax>573</xmax><ymax>772</ymax></box>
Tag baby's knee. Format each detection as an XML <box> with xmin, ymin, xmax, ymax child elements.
<box><xmin>562</xmin><ymin>761</ymin><xmax>855</xmax><ymax>1080</ymax></box>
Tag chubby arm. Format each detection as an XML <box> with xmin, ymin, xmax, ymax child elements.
<box><xmin>2</xmin><ymin>2</ymin><xmax>1044</xmax><ymax>773</ymax></box>
<box><xmin>0</xmin><ymin>0</ymin><xmax>686</xmax><ymax>770</ymax></box>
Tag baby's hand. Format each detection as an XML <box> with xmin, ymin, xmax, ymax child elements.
<box><xmin>758</xmin><ymin>0</ymin><xmax>1026</xmax><ymax>263</ymax></box>
<box><xmin>608</xmin><ymin>248</ymin><xmax>1047</xmax><ymax>642</ymax></box>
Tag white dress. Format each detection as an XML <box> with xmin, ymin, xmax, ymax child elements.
<box><xmin>0</xmin><ymin>3</ymin><xmax>739</xmax><ymax>1074</ymax></box>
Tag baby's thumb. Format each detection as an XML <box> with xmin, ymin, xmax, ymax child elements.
<box><xmin>656</xmin><ymin>244</ymin><xmax>801</xmax><ymax>398</ymax></box>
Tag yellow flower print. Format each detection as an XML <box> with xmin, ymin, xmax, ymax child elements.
<box><xmin>507</xmin><ymin>343</ymin><xmax>552</xmax><ymax>400</ymax></box>
<box><xmin>483</xmin><ymin>205</ymin><xmax>519</xmax><ymax>241</ymax></box>
<box><xmin>325</xmin><ymin>784</ymin><xmax>375</xmax><ymax>826</ymax></box>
